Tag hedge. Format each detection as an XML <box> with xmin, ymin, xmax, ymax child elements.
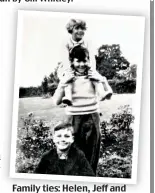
<box><xmin>108</xmin><ymin>79</ymin><xmax>136</xmax><ymax>94</ymax></box>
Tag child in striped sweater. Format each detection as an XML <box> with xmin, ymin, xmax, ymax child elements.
<box><xmin>53</xmin><ymin>45</ymin><xmax>112</xmax><ymax>174</ymax></box>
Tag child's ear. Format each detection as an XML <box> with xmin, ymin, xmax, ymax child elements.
<box><xmin>71</xmin><ymin>135</ymin><xmax>74</xmax><ymax>144</ymax></box>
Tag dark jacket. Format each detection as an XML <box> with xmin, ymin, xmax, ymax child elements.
<box><xmin>34</xmin><ymin>145</ymin><xmax>95</xmax><ymax>176</ymax></box>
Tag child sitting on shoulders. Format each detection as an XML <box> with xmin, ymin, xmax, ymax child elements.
<box><xmin>59</xmin><ymin>18</ymin><xmax>112</xmax><ymax>105</ymax></box>
<box><xmin>34</xmin><ymin>122</ymin><xmax>95</xmax><ymax>176</ymax></box>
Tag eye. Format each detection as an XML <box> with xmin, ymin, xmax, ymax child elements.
<box><xmin>64</xmin><ymin>135</ymin><xmax>70</xmax><ymax>138</ymax></box>
<box><xmin>74</xmin><ymin>26</ymin><xmax>79</xmax><ymax>30</ymax></box>
<box><xmin>56</xmin><ymin>135</ymin><xmax>61</xmax><ymax>138</ymax></box>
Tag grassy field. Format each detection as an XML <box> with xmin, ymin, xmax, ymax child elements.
<box><xmin>18</xmin><ymin>94</ymin><xmax>135</xmax><ymax>128</ymax></box>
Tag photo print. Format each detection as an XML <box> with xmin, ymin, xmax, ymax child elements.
<box><xmin>10</xmin><ymin>10</ymin><xmax>145</xmax><ymax>184</ymax></box>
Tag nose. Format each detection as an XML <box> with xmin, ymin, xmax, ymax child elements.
<box><xmin>78</xmin><ymin>28</ymin><xmax>83</xmax><ymax>32</ymax></box>
<box><xmin>60</xmin><ymin>136</ymin><xmax>67</xmax><ymax>142</ymax></box>
<box><xmin>77</xmin><ymin>28</ymin><xmax>84</xmax><ymax>34</ymax></box>
<box><xmin>60</xmin><ymin>137</ymin><xmax>65</xmax><ymax>141</ymax></box>
<box><xmin>79</xmin><ymin>62</ymin><xmax>85</xmax><ymax>67</ymax></box>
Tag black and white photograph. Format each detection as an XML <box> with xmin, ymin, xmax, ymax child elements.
<box><xmin>10</xmin><ymin>10</ymin><xmax>145</xmax><ymax>184</ymax></box>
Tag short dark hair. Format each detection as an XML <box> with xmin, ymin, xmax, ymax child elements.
<box><xmin>51</xmin><ymin>122</ymin><xmax>74</xmax><ymax>135</ymax></box>
<box><xmin>69</xmin><ymin>45</ymin><xmax>89</xmax><ymax>63</ymax></box>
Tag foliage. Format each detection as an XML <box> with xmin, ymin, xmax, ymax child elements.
<box><xmin>19</xmin><ymin>86</ymin><xmax>42</xmax><ymax>98</ymax></box>
<box><xmin>47</xmin><ymin>63</ymin><xmax>60</xmax><ymax>96</ymax></box>
<box><xmin>41</xmin><ymin>76</ymin><xmax>48</xmax><ymax>95</ymax></box>
<box><xmin>97</xmin><ymin>105</ymin><xmax>134</xmax><ymax>178</ymax></box>
<box><xmin>16</xmin><ymin>105</ymin><xmax>134</xmax><ymax>178</ymax></box>
<box><xmin>116</xmin><ymin>64</ymin><xmax>137</xmax><ymax>80</ymax></box>
<box><xmin>96</xmin><ymin>44</ymin><xmax>130</xmax><ymax>79</ymax></box>
<box><xmin>108</xmin><ymin>79</ymin><xmax>136</xmax><ymax>93</ymax></box>
<box><xmin>16</xmin><ymin>113</ymin><xmax>54</xmax><ymax>173</ymax></box>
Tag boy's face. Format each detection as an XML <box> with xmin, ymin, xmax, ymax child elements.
<box><xmin>72</xmin><ymin>26</ymin><xmax>85</xmax><ymax>41</ymax></box>
<box><xmin>53</xmin><ymin>128</ymin><xmax>74</xmax><ymax>151</ymax></box>
<box><xmin>72</xmin><ymin>57</ymin><xmax>89</xmax><ymax>74</ymax></box>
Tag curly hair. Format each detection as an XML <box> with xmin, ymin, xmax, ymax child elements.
<box><xmin>66</xmin><ymin>19</ymin><xmax>87</xmax><ymax>34</ymax></box>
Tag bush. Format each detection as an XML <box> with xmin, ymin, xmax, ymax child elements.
<box><xmin>97</xmin><ymin>155</ymin><xmax>132</xmax><ymax>178</ymax></box>
<box><xmin>97</xmin><ymin>105</ymin><xmax>134</xmax><ymax>178</ymax></box>
<box><xmin>16</xmin><ymin>113</ymin><xmax>54</xmax><ymax>173</ymax></box>
<box><xmin>19</xmin><ymin>87</ymin><xmax>42</xmax><ymax>98</ymax></box>
<box><xmin>108</xmin><ymin>79</ymin><xmax>136</xmax><ymax>93</ymax></box>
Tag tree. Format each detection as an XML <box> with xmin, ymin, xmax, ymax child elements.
<box><xmin>41</xmin><ymin>76</ymin><xmax>48</xmax><ymax>95</ymax></box>
<box><xmin>47</xmin><ymin>62</ymin><xmax>61</xmax><ymax>96</ymax></box>
<box><xmin>96</xmin><ymin>44</ymin><xmax>130</xmax><ymax>79</ymax></box>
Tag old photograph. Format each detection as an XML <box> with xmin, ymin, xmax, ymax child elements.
<box><xmin>10</xmin><ymin>10</ymin><xmax>145</xmax><ymax>184</ymax></box>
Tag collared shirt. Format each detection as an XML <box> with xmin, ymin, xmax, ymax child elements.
<box><xmin>58</xmin><ymin>36</ymin><xmax>96</xmax><ymax>79</ymax></box>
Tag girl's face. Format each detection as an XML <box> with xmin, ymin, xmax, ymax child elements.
<box><xmin>72</xmin><ymin>26</ymin><xmax>85</xmax><ymax>41</ymax></box>
<box><xmin>53</xmin><ymin>128</ymin><xmax>74</xmax><ymax>151</ymax></box>
<box><xmin>72</xmin><ymin>57</ymin><xmax>89</xmax><ymax>74</ymax></box>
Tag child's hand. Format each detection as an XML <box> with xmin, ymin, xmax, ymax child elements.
<box><xmin>60</xmin><ymin>69</ymin><xmax>75</xmax><ymax>84</ymax></box>
<box><xmin>88</xmin><ymin>69</ymin><xmax>103</xmax><ymax>82</ymax></box>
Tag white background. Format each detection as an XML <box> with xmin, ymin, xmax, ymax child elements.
<box><xmin>0</xmin><ymin>0</ymin><xmax>150</xmax><ymax>193</ymax></box>
<box><xmin>15</xmin><ymin>11</ymin><xmax>145</xmax><ymax>87</ymax></box>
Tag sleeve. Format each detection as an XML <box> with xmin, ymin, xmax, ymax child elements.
<box><xmin>78</xmin><ymin>151</ymin><xmax>95</xmax><ymax>176</ymax></box>
<box><xmin>34</xmin><ymin>156</ymin><xmax>47</xmax><ymax>174</ymax></box>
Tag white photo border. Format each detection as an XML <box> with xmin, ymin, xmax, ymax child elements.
<box><xmin>10</xmin><ymin>10</ymin><xmax>145</xmax><ymax>184</ymax></box>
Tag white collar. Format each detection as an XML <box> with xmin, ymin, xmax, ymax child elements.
<box><xmin>70</xmin><ymin>36</ymin><xmax>84</xmax><ymax>45</ymax></box>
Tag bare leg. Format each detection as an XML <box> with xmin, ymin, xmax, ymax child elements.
<box><xmin>62</xmin><ymin>83</ymin><xmax>72</xmax><ymax>106</ymax></box>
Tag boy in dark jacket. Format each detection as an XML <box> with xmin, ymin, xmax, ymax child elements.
<box><xmin>34</xmin><ymin>122</ymin><xmax>95</xmax><ymax>176</ymax></box>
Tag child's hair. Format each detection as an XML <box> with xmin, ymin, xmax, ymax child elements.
<box><xmin>51</xmin><ymin>122</ymin><xmax>74</xmax><ymax>135</ymax></box>
<box><xmin>66</xmin><ymin>19</ymin><xmax>87</xmax><ymax>34</ymax></box>
<box><xmin>69</xmin><ymin>45</ymin><xmax>89</xmax><ymax>63</ymax></box>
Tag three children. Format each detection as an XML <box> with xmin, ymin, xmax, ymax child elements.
<box><xmin>36</xmin><ymin>19</ymin><xmax>112</xmax><ymax>176</ymax></box>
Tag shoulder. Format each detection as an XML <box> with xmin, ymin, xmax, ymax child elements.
<box><xmin>41</xmin><ymin>148</ymin><xmax>56</xmax><ymax>160</ymax></box>
<box><xmin>70</xmin><ymin>145</ymin><xmax>86</xmax><ymax>158</ymax></box>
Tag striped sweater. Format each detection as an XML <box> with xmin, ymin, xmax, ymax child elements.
<box><xmin>65</xmin><ymin>76</ymin><xmax>99</xmax><ymax>115</ymax></box>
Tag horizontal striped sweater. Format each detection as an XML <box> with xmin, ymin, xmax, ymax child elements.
<box><xmin>65</xmin><ymin>76</ymin><xmax>99</xmax><ymax>115</ymax></box>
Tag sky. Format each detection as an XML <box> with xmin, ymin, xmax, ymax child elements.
<box><xmin>17</xmin><ymin>11</ymin><xmax>145</xmax><ymax>87</ymax></box>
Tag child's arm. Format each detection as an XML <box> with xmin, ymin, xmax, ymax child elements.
<box><xmin>87</xmin><ymin>68</ymin><xmax>104</xmax><ymax>82</ymax></box>
<box><xmin>88</xmin><ymin>69</ymin><xmax>113</xmax><ymax>100</ymax></box>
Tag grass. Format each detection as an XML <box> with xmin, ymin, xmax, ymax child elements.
<box><xmin>18</xmin><ymin>94</ymin><xmax>134</xmax><ymax>128</ymax></box>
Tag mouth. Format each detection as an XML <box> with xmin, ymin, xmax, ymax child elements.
<box><xmin>78</xmin><ymin>68</ymin><xmax>85</xmax><ymax>71</ymax></box>
<box><xmin>76</xmin><ymin>68</ymin><xmax>86</xmax><ymax>73</ymax></box>
<box><xmin>76</xmin><ymin>33</ymin><xmax>84</xmax><ymax>36</ymax></box>
<box><xmin>59</xmin><ymin>142</ymin><xmax>68</xmax><ymax>146</ymax></box>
